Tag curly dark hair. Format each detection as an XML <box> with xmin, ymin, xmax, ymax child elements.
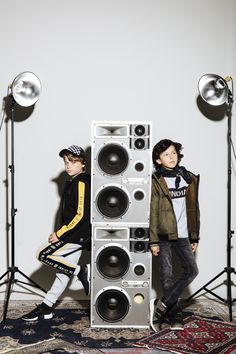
<box><xmin>152</xmin><ymin>139</ymin><xmax>183</xmax><ymax>169</ymax></box>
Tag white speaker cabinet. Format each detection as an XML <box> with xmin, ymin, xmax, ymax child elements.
<box><xmin>91</xmin><ymin>121</ymin><xmax>152</xmax><ymax>226</ymax></box>
<box><xmin>90</xmin><ymin>226</ymin><xmax>151</xmax><ymax>328</ymax></box>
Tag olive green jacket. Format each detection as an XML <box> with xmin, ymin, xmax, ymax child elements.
<box><xmin>149</xmin><ymin>172</ymin><xmax>200</xmax><ymax>245</ymax></box>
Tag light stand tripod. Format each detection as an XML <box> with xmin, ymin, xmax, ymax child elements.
<box><xmin>0</xmin><ymin>73</ymin><xmax>46</xmax><ymax>321</ymax></box>
<box><xmin>188</xmin><ymin>74</ymin><xmax>236</xmax><ymax>321</ymax></box>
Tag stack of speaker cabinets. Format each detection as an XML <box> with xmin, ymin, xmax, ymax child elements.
<box><xmin>90</xmin><ymin>122</ymin><xmax>152</xmax><ymax>328</ymax></box>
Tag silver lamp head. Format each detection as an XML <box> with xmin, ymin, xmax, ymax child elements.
<box><xmin>11</xmin><ymin>72</ymin><xmax>41</xmax><ymax>107</ymax></box>
<box><xmin>198</xmin><ymin>74</ymin><xmax>229</xmax><ymax>106</ymax></box>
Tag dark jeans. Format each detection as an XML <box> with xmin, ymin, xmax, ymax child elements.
<box><xmin>159</xmin><ymin>238</ymin><xmax>199</xmax><ymax>308</ymax></box>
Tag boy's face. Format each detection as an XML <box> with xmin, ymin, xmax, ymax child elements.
<box><xmin>63</xmin><ymin>155</ymin><xmax>84</xmax><ymax>177</ymax></box>
<box><xmin>156</xmin><ymin>145</ymin><xmax>178</xmax><ymax>170</ymax></box>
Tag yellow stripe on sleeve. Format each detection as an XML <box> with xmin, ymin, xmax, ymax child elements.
<box><xmin>57</xmin><ymin>181</ymin><xmax>85</xmax><ymax>238</ymax></box>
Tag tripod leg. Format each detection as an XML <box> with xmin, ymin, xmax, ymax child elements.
<box><xmin>2</xmin><ymin>268</ymin><xmax>14</xmax><ymax>321</ymax></box>
<box><xmin>232</xmin><ymin>269</ymin><xmax>236</xmax><ymax>304</ymax></box>
<box><xmin>0</xmin><ymin>270</ymin><xmax>10</xmax><ymax>282</ymax></box>
<box><xmin>187</xmin><ymin>269</ymin><xmax>225</xmax><ymax>301</ymax></box>
<box><xmin>1</xmin><ymin>267</ymin><xmax>46</xmax><ymax>321</ymax></box>
<box><xmin>226</xmin><ymin>267</ymin><xmax>236</xmax><ymax>322</ymax></box>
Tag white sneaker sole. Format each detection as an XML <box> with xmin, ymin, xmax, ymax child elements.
<box><xmin>87</xmin><ymin>263</ymin><xmax>91</xmax><ymax>296</ymax></box>
<box><xmin>150</xmin><ymin>298</ymin><xmax>158</xmax><ymax>332</ymax></box>
<box><xmin>170</xmin><ymin>325</ymin><xmax>184</xmax><ymax>331</ymax></box>
<box><xmin>22</xmin><ymin>313</ymin><xmax>53</xmax><ymax>321</ymax></box>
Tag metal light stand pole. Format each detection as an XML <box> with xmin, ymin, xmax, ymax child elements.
<box><xmin>188</xmin><ymin>89</ymin><xmax>236</xmax><ymax>322</ymax></box>
<box><xmin>0</xmin><ymin>78</ymin><xmax>46</xmax><ymax>321</ymax></box>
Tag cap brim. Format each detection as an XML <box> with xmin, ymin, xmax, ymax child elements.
<box><xmin>59</xmin><ymin>148</ymin><xmax>72</xmax><ymax>157</ymax></box>
<box><xmin>59</xmin><ymin>148</ymin><xmax>85</xmax><ymax>159</ymax></box>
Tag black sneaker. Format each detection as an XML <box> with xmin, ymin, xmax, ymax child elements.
<box><xmin>21</xmin><ymin>303</ymin><xmax>53</xmax><ymax>321</ymax></box>
<box><xmin>170</xmin><ymin>312</ymin><xmax>184</xmax><ymax>331</ymax></box>
<box><xmin>150</xmin><ymin>298</ymin><xmax>168</xmax><ymax>332</ymax></box>
<box><xmin>78</xmin><ymin>265</ymin><xmax>90</xmax><ymax>295</ymax></box>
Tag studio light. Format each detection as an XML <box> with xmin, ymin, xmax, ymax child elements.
<box><xmin>0</xmin><ymin>72</ymin><xmax>44</xmax><ymax>321</ymax></box>
<box><xmin>198</xmin><ymin>74</ymin><xmax>230</xmax><ymax>106</ymax></box>
<box><xmin>10</xmin><ymin>71</ymin><xmax>41</xmax><ymax>107</ymax></box>
<box><xmin>188</xmin><ymin>73</ymin><xmax>235</xmax><ymax>322</ymax></box>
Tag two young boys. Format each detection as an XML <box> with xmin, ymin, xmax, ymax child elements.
<box><xmin>22</xmin><ymin>139</ymin><xmax>200</xmax><ymax>333</ymax></box>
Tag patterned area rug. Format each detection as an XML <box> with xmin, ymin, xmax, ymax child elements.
<box><xmin>134</xmin><ymin>315</ymin><xmax>236</xmax><ymax>354</ymax></box>
<box><xmin>0</xmin><ymin>307</ymin><xmax>150</xmax><ymax>353</ymax></box>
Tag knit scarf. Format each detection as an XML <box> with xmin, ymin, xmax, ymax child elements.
<box><xmin>155</xmin><ymin>165</ymin><xmax>192</xmax><ymax>189</ymax></box>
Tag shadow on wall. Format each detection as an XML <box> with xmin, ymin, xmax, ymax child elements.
<box><xmin>4</xmin><ymin>95</ymin><xmax>35</xmax><ymax>123</ymax></box>
<box><xmin>196</xmin><ymin>95</ymin><xmax>226</xmax><ymax>122</ymax></box>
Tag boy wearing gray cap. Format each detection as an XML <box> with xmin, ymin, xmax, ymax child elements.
<box><xmin>22</xmin><ymin>145</ymin><xmax>91</xmax><ymax>321</ymax></box>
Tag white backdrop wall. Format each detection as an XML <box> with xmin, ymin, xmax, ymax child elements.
<box><xmin>0</xmin><ymin>0</ymin><xmax>235</xmax><ymax>302</ymax></box>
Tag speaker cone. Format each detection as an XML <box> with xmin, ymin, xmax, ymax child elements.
<box><xmin>134</xmin><ymin>138</ymin><xmax>145</xmax><ymax>149</ymax></box>
<box><xmin>96</xmin><ymin>289</ymin><xmax>129</xmax><ymax>322</ymax></box>
<box><xmin>134</xmin><ymin>190</ymin><xmax>144</xmax><ymax>201</ymax></box>
<box><xmin>96</xmin><ymin>245</ymin><xmax>130</xmax><ymax>278</ymax></box>
<box><xmin>98</xmin><ymin>143</ymin><xmax>129</xmax><ymax>175</ymax></box>
<box><xmin>134</xmin><ymin>264</ymin><xmax>145</xmax><ymax>276</ymax></box>
<box><xmin>135</xmin><ymin>162</ymin><xmax>144</xmax><ymax>171</ymax></box>
<box><xmin>134</xmin><ymin>125</ymin><xmax>146</xmax><ymax>136</ymax></box>
<box><xmin>134</xmin><ymin>228</ymin><xmax>146</xmax><ymax>239</ymax></box>
<box><xmin>97</xmin><ymin>186</ymin><xmax>129</xmax><ymax>218</ymax></box>
<box><xmin>133</xmin><ymin>241</ymin><xmax>146</xmax><ymax>253</ymax></box>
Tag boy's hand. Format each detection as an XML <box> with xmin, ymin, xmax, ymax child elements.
<box><xmin>48</xmin><ymin>232</ymin><xmax>59</xmax><ymax>243</ymax></box>
<box><xmin>151</xmin><ymin>245</ymin><xmax>160</xmax><ymax>256</ymax></box>
<box><xmin>191</xmin><ymin>243</ymin><xmax>198</xmax><ymax>253</ymax></box>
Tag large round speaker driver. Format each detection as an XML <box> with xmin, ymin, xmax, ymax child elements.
<box><xmin>95</xmin><ymin>289</ymin><xmax>130</xmax><ymax>322</ymax></box>
<box><xmin>98</xmin><ymin>143</ymin><xmax>129</xmax><ymax>175</ymax></box>
<box><xmin>96</xmin><ymin>245</ymin><xmax>130</xmax><ymax>278</ymax></box>
<box><xmin>96</xmin><ymin>186</ymin><xmax>129</xmax><ymax>218</ymax></box>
